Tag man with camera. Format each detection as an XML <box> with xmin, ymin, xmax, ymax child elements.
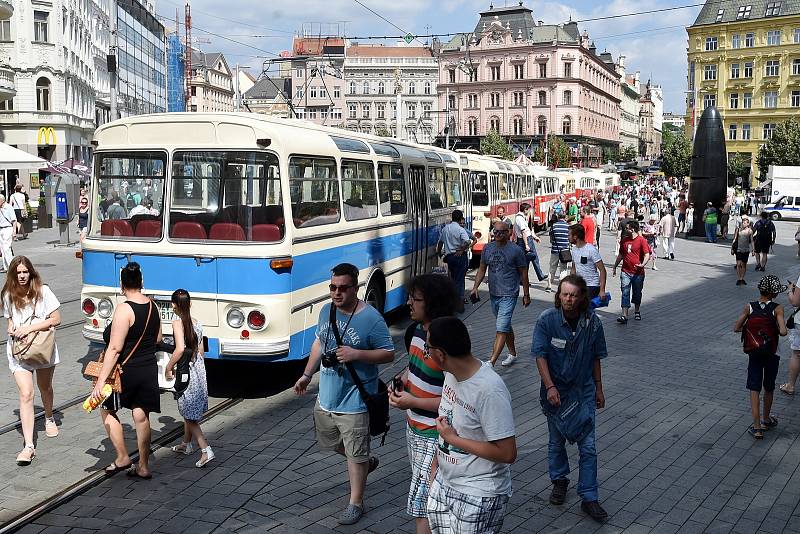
<box><xmin>294</xmin><ymin>263</ymin><xmax>395</xmax><ymax>525</ymax></box>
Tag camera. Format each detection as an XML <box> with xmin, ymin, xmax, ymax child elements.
<box><xmin>392</xmin><ymin>376</ymin><xmax>404</xmax><ymax>392</ymax></box>
<box><xmin>469</xmin><ymin>293</ymin><xmax>480</xmax><ymax>304</ymax></box>
<box><xmin>321</xmin><ymin>350</ymin><xmax>339</xmax><ymax>368</ymax></box>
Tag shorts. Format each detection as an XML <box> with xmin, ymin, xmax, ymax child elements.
<box><xmin>13</xmin><ymin>209</ymin><xmax>24</xmax><ymax>221</ymax></box>
<box><xmin>313</xmin><ymin>400</ymin><xmax>370</xmax><ymax>462</ymax></box>
<box><xmin>746</xmin><ymin>353</ymin><xmax>779</xmax><ymax>392</ymax></box>
<box><xmin>490</xmin><ymin>295</ymin><xmax>517</xmax><ymax>333</ymax></box>
<box><xmin>735</xmin><ymin>251</ymin><xmax>750</xmax><ymax>264</ymax></box>
<box><xmin>678</xmin><ymin>213</ymin><xmax>686</xmax><ymax>223</ymax></box>
<box><xmin>426</xmin><ymin>473</ymin><xmax>508</xmax><ymax>534</ymax></box>
<box><xmin>406</xmin><ymin>426</ymin><xmax>438</xmax><ymax>517</ymax></box>
<box><xmin>754</xmin><ymin>242</ymin><xmax>771</xmax><ymax>254</ymax></box>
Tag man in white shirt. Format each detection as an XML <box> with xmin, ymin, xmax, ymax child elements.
<box><xmin>659</xmin><ymin>211</ymin><xmax>678</xmax><ymax>260</ymax></box>
<box><xmin>0</xmin><ymin>195</ymin><xmax>17</xmax><ymax>271</ymax></box>
<box><xmin>513</xmin><ymin>203</ymin><xmax>547</xmax><ymax>283</ymax></box>
<box><xmin>569</xmin><ymin>223</ymin><xmax>606</xmax><ymax>299</ymax></box>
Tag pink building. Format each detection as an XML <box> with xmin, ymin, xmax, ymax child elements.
<box><xmin>437</xmin><ymin>4</ymin><xmax>621</xmax><ymax>167</ymax></box>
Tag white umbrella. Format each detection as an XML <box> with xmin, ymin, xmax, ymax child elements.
<box><xmin>0</xmin><ymin>142</ymin><xmax>46</xmax><ymax>170</ymax></box>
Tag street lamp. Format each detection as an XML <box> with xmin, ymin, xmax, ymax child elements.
<box><xmin>235</xmin><ymin>64</ymin><xmax>252</xmax><ymax>112</ymax></box>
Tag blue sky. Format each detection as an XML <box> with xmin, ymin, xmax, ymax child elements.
<box><xmin>156</xmin><ymin>0</ymin><xmax>703</xmax><ymax>113</ymax></box>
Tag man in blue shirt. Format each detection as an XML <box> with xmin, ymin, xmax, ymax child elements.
<box><xmin>546</xmin><ymin>211</ymin><xmax>571</xmax><ymax>293</ymax></box>
<box><xmin>437</xmin><ymin>209</ymin><xmax>477</xmax><ymax>300</ymax></box>
<box><xmin>294</xmin><ymin>263</ymin><xmax>395</xmax><ymax>525</ymax></box>
<box><xmin>532</xmin><ymin>274</ymin><xmax>609</xmax><ymax>523</ymax></box>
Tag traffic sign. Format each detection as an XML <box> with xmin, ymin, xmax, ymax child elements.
<box><xmin>403</xmin><ymin>33</ymin><xmax>414</xmax><ymax>44</ymax></box>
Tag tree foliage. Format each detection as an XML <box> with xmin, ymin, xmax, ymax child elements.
<box><xmin>547</xmin><ymin>136</ymin><xmax>571</xmax><ymax>169</ymax></box>
<box><xmin>480</xmin><ymin>130</ymin><xmax>513</xmax><ymax>160</ymax></box>
<box><xmin>727</xmin><ymin>153</ymin><xmax>751</xmax><ymax>185</ymax></box>
<box><xmin>756</xmin><ymin>118</ymin><xmax>800</xmax><ymax>180</ymax></box>
<box><xmin>619</xmin><ymin>145</ymin><xmax>638</xmax><ymax>162</ymax></box>
<box><xmin>374</xmin><ymin>126</ymin><xmax>391</xmax><ymax>137</ymax></box>
<box><xmin>661</xmin><ymin>131</ymin><xmax>692</xmax><ymax>178</ymax></box>
<box><xmin>531</xmin><ymin>146</ymin><xmax>545</xmax><ymax>164</ymax></box>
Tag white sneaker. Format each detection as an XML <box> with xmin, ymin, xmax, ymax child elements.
<box><xmin>500</xmin><ymin>354</ymin><xmax>518</xmax><ymax>366</ymax></box>
<box><xmin>652</xmin><ymin>265</ymin><xmax>659</xmax><ymax>271</ymax></box>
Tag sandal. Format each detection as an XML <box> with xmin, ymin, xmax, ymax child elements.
<box><xmin>779</xmin><ymin>384</ymin><xmax>795</xmax><ymax>396</ymax></box>
<box><xmin>634</xmin><ymin>312</ymin><xmax>642</xmax><ymax>321</ymax></box>
<box><xmin>126</xmin><ymin>464</ymin><xmax>152</xmax><ymax>479</ymax></box>
<box><xmin>747</xmin><ymin>425</ymin><xmax>764</xmax><ymax>439</ymax></box>
<box><xmin>762</xmin><ymin>416</ymin><xmax>778</xmax><ymax>430</ymax></box>
<box><xmin>171</xmin><ymin>442</ymin><xmax>195</xmax><ymax>455</ymax></box>
<box><xmin>16</xmin><ymin>445</ymin><xmax>35</xmax><ymax>466</ymax></box>
<box><xmin>195</xmin><ymin>446</ymin><xmax>215</xmax><ymax>468</ymax></box>
<box><xmin>616</xmin><ymin>316</ymin><xmax>628</xmax><ymax>324</ymax></box>
<box><xmin>104</xmin><ymin>461</ymin><xmax>132</xmax><ymax>474</ymax></box>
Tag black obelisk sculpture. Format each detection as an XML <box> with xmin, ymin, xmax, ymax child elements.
<box><xmin>688</xmin><ymin>106</ymin><xmax>728</xmax><ymax>238</ymax></box>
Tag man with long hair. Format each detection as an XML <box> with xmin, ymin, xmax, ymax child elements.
<box><xmin>532</xmin><ymin>274</ymin><xmax>608</xmax><ymax>522</ymax></box>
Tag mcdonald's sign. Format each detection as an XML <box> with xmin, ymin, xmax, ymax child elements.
<box><xmin>37</xmin><ymin>127</ymin><xmax>57</xmax><ymax>146</ymax></box>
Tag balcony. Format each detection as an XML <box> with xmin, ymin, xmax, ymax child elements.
<box><xmin>0</xmin><ymin>0</ymin><xmax>12</xmax><ymax>20</ymax></box>
<box><xmin>0</xmin><ymin>65</ymin><xmax>15</xmax><ymax>101</ymax></box>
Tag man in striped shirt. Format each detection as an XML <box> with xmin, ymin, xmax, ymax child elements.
<box><xmin>546</xmin><ymin>212</ymin><xmax>571</xmax><ymax>293</ymax></box>
<box><xmin>390</xmin><ymin>274</ymin><xmax>459</xmax><ymax>534</ymax></box>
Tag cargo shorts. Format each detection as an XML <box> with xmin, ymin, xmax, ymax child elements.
<box><xmin>313</xmin><ymin>399</ymin><xmax>371</xmax><ymax>463</ymax></box>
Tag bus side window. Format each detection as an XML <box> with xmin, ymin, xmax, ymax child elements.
<box><xmin>378</xmin><ymin>163</ymin><xmax>407</xmax><ymax>216</ymax></box>
<box><xmin>289</xmin><ymin>157</ymin><xmax>340</xmax><ymax>228</ymax></box>
<box><xmin>341</xmin><ymin>160</ymin><xmax>378</xmax><ymax>221</ymax></box>
<box><xmin>428</xmin><ymin>168</ymin><xmax>445</xmax><ymax>210</ymax></box>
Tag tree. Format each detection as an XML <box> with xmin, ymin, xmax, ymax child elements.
<box><xmin>756</xmin><ymin>118</ymin><xmax>800</xmax><ymax>180</ymax></box>
<box><xmin>374</xmin><ymin>126</ymin><xmax>391</xmax><ymax>137</ymax></box>
<box><xmin>547</xmin><ymin>136</ymin><xmax>571</xmax><ymax>169</ymax></box>
<box><xmin>619</xmin><ymin>145</ymin><xmax>638</xmax><ymax>162</ymax></box>
<box><xmin>480</xmin><ymin>130</ymin><xmax>513</xmax><ymax>160</ymax></box>
<box><xmin>531</xmin><ymin>146</ymin><xmax>545</xmax><ymax>164</ymax></box>
<box><xmin>728</xmin><ymin>152</ymin><xmax>751</xmax><ymax>186</ymax></box>
<box><xmin>661</xmin><ymin>132</ymin><xmax>692</xmax><ymax>178</ymax></box>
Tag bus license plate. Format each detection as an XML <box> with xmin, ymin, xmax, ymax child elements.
<box><xmin>155</xmin><ymin>301</ymin><xmax>176</xmax><ymax>322</ymax></box>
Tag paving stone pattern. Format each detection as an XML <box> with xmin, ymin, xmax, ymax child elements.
<box><xmin>14</xmin><ymin>222</ymin><xmax>800</xmax><ymax>533</ymax></box>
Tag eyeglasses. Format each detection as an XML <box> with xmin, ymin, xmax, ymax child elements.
<box><xmin>329</xmin><ymin>284</ymin><xmax>354</xmax><ymax>293</ymax></box>
<box><xmin>407</xmin><ymin>295</ymin><xmax>424</xmax><ymax>303</ymax></box>
<box><xmin>492</xmin><ymin>229</ymin><xmax>508</xmax><ymax>235</ymax></box>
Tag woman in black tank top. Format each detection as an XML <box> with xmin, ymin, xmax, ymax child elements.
<box><xmin>90</xmin><ymin>262</ymin><xmax>162</xmax><ymax>478</ymax></box>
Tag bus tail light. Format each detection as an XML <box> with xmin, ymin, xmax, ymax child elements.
<box><xmin>82</xmin><ymin>299</ymin><xmax>96</xmax><ymax>316</ymax></box>
<box><xmin>474</xmin><ymin>231</ymin><xmax>482</xmax><ymax>239</ymax></box>
<box><xmin>240</xmin><ymin>330</ymin><xmax>250</xmax><ymax>339</ymax></box>
<box><xmin>247</xmin><ymin>310</ymin><xmax>266</xmax><ymax>330</ymax></box>
<box><xmin>227</xmin><ymin>308</ymin><xmax>245</xmax><ymax>328</ymax></box>
<box><xmin>270</xmin><ymin>258</ymin><xmax>293</xmax><ymax>270</ymax></box>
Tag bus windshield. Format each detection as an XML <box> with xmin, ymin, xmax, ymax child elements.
<box><xmin>471</xmin><ymin>172</ymin><xmax>488</xmax><ymax>206</ymax></box>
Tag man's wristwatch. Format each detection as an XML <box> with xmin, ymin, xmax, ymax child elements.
<box><xmin>302</xmin><ymin>372</ymin><xmax>313</xmax><ymax>380</ymax></box>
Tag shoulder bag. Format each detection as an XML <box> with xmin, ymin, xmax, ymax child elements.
<box><xmin>84</xmin><ymin>300</ymin><xmax>153</xmax><ymax>393</ymax></box>
<box><xmin>329</xmin><ymin>303</ymin><xmax>390</xmax><ymax>444</ymax></box>
<box><xmin>12</xmin><ymin>294</ymin><xmax>56</xmax><ymax>366</ymax></box>
<box><xmin>550</xmin><ymin>225</ymin><xmax>572</xmax><ymax>263</ymax></box>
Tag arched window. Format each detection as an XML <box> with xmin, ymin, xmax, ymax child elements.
<box><xmin>562</xmin><ymin>116</ymin><xmax>572</xmax><ymax>135</ymax></box>
<box><xmin>538</xmin><ymin>91</ymin><xmax>547</xmax><ymax>106</ymax></box>
<box><xmin>537</xmin><ymin>116</ymin><xmax>547</xmax><ymax>136</ymax></box>
<box><xmin>563</xmin><ymin>90</ymin><xmax>572</xmax><ymax>106</ymax></box>
<box><xmin>349</xmin><ymin>81</ymin><xmax>356</xmax><ymax>95</ymax></box>
<box><xmin>424</xmin><ymin>81</ymin><xmax>431</xmax><ymax>95</ymax></box>
<box><xmin>489</xmin><ymin>116</ymin><xmax>500</xmax><ymax>132</ymax></box>
<box><xmin>513</xmin><ymin>116</ymin><xmax>524</xmax><ymax>135</ymax></box>
<box><xmin>363</xmin><ymin>81</ymin><xmax>370</xmax><ymax>95</ymax></box>
<box><xmin>36</xmin><ymin>77</ymin><xmax>51</xmax><ymax>111</ymax></box>
<box><xmin>378</xmin><ymin>81</ymin><xmax>385</xmax><ymax>95</ymax></box>
<box><xmin>468</xmin><ymin>118</ymin><xmax>478</xmax><ymax>136</ymax></box>
<box><xmin>408</xmin><ymin>81</ymin><xmax>416</xmax><ymax>95</ymax></box>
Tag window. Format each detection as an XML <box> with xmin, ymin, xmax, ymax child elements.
<box><xmin>731</xmin><ymin>63</ymin><xmax>740</xmax><ymax>78</ymax></box>
<box><xmin>449</xmin><ymin>94</ymin><xmax>457</xmax><ymax>110</ymax></box>
<box><xmin>467</xmin><ymin>68</ymin><xmax>478</xmax><ymax>82</ymax></box>
<box><xmin>737</xmin><ymin>5</ymin><xmax>752</xmax><ymax>19</ymax></box>
<box><xmin>33</xmin><ymin>11</ymin><xmax>49</xmax><ymax>42</ymax></box>
<box><xmin>743</xmin><ymin>92</ymin><xmax>752</xmax><ymax>108</ymax></box>
<box><xmin>795</xmin><ymin>28</ymin><xmax>800</xmax><ymax>43</ymax></box>
<box><xmin>704</xmin><ymin>64</ymin><xmax>717</xmax><ymax>80</ymax></box>
<box><xmin>767</xmin><ymin>30</ymin><xmax>781</xmax><ymax>45</ymax></box>
<box><xmin>308</xmin><ymin>109</ymin><xmax>317</xmax><ymax>119</ymax></box>
<box><xmin>703</xmin><ymin>94</ymin><xmax>716</xmax><ymax>109</ymax></box>
<box><xmin>537</xmin><ymin>116</ymin><xmax>547</xmax><ymax>136</ymax></box>
<box><xmin>408</xmin><ymin>82</ymin><xmax>416</xmax><ymax>95</ymax></box>
<box><xmin>512</xmin><ymin>91</ymin><xmax>523</xmax><ymax>106</ymax></box>
<box><xmin>730</xmin><ymin>93</ymin><xmax>739</xmax><ymax>108</ymax></box>
<box><xmin>36</xmin><ymin>77</ymin><xmax>51</xmax><ymax>111</ymax></box>
<box><xmin>349</xmin><ymin>81</ymin><xmax>356</xmax><ymax>95</ymax></box>
<box><xmin>765</xmin><ymin>60</ymin><xmax>779</xmax><ymax>76</ymax></box>
<box><xmin>489</xmin><ymin>93</ymin><xmax>500</xmax><ymax>107</ymax></box>
<box><xmin>538</xmin><ymin>91</ymin><xmax>547</xmax><ymax>106</ymax></box>
<box><xmin>0</xmin><ymin>98</ymin><xmax>12</xmax><ymax>110</ymax></box>
<box><xmin>563</xmin><ymin>90</ymin><xmax>572</xmax><ymax>105</ymax></box>
<box><xmin>334</xmin><ymin>86</ymin><xmax>341</xmax><ymax>99</ymax></box>
<box><xmin>764</xmin><ymin>91</ymin><xmax>778</xmax><ymax>108</ymax></box>
<box><xmin>562</xmin><ymin>116</ymin><xmax>571</xmax><ymax>135</ymax></box>
<box><xmin>362</xmin><ymin>81</ymin><xmax>369</xmax><ymax>95</ymax></box>
<box><xmin>448</xmin><ymin>69</ymin><xmax>455</xmax><ymax>83</ymax></box>
<box><xmin>424</xmin><ymin>81</ymin><xmax>431</xmax><ymax>95</ymax></box>
<box><xmin>407</xmin><ymin>103</ymin><xmax>416</xmax><ymax>119</ymax></box>
<box><xmin>793</xmin><ymin>59</ymin><xmax>800</xmax><ymax>75</ymax></box>
<box><xmin>742</xmin><ymin>123</ymin><xmax>751</xmax><ymax>140</ymax></box>
<box><xmin>765</xmin><ymin>1</ymin><xmax>781</xmax><ymax>16</ymax></box>
<box><xmin>490</xmin><ymin>65</ymin><xmax>500</xmax><ymax>80</ymax></box>
<box><xmin>376</xmin><ymin>81</ymin><xmax>385</xmax><ymax>95</ymax></box>
<box><xmin>764</xmin><ymin>123</ymin><xmax>776</xmax><ymax>139</ymax></box>
<box><xmin>731</xmin><ymin>34</ymin><xmax>741</xmax><ymax>48</ymax></box>
<box><xmin>295</xmin><ymin>86</ymin><xmax>304</xmax><ymax>98</ymax></box>
<box><xmin>377</xmin><ymin>163</ymin><xmax>406</xmax><ymax>215</ymax></box>
<box><xmin>442</xmin><ymin>169</ymin><xmax>462</xmax><ymax>208</ymax></box>
<box><xmin>744</xmin><ymin>62</ymin><xmax>753</xmax><ymax>77</ymax></box>
<box><xmin>468</xmin><ymin>118</ymin><xmax>478</xmax><ymax>136</ymax></box>
<box><xmin>512</xmin><ymin>116</ymin><xmax>524</xmax><ymax>135</ymax></box>
<box><xmin>362</xmin><ymin>103</ymin><xmax>370</xmax><ymax>118</ymax></box>
<box><xmin>513</xmin><ymin>64</ymin><xmax>524</xmax><ymax>79</ymax></box>
<box><xmin>348</xmin><ymin>104</ymin><xmax>357</xmax><ymax>119</ymax></box>
<box><xmin>391</xmin><ymin>103</ymin><xmax>397</xmax><ymax>119</ymax></box>
<box><xmin>0</xmin><ymin>20</ymin><xmax>10</xmax><ymax>41</ymax></box>
<box><xmin>729</xmin><ymin>124</ymin><xmax>737</xmax><ymax>140</ymax></box>
<box><xmin>428</xmin><ymin>168</ymin><xmax>445</xmax><ymax>209</ymax></box>
<box><xmin>92</xmin><ymin>152</ymin><xmax>167</xmax><ymax>239</ymax></box>
<box><xmin>745</xmin><ymin>33</ymin><xmax>754</xmax><ymax>47</ymax></box>
<box><xmin>538</xmin><ymin>63</ymin><xmax>547</xmax><ymax>78</ymax></box>
<box><xmin>489</xmin><ymin>116</ymin><xmax>500</xmax><ymax>132</ymax></box>
<box><xmin>716</xmin><ymin>8</ymin><xmax>724</xmax><ymax>22</ymax></box>
<box><xmin>320</xmin><ymin>87</ymin><xmax>327</xmax><ymax>99</ymax></box>
<box><xmin>564</xmin><ymin>62</ymin><xmax>572</xmax><ymax>78</ymax></box>
<box><xmin>289</xmin><ymin>157</ymin><xmax>339</xmax><ymax>227</ymax></box>
<box><xmin>792</xmin><ymin>90</ymin><xmax>800</xmax><ymax>107</ymax></box>
<box><xmin>705</xmin><ymin>37</ymin><xmax>718</xmax><ymax>50</ymax></box>
<box><xmin>377</xmin><ymin>103</ymin><xmax>385</xmax><ymax>119</ymax></box>
<box><xmin>467</xmin><ymin>94</ymin><xmax>477</xmax><ymax>108</ymax></box>
<box><xmin>423</xmin><ymin>103</ymin><xmax>431</xmax><ymax>118</ymax></box>
<box><xmin>310</xmin><ymin>86</ymin><xmax>317</xmax><ymax>98</ymax></box>
<box><xmin>341</xmin><ymin>160</ymin><xmax>377</xmax><ymax>221</ymax></box>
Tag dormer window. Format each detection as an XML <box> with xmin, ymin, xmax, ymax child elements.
<box><xmin>765</xmin><ymin>1</ymin><xmax>781</xmax><ymax>16</ymax></box>
<box><xmin>736</xmin><ymin>5</ymin><xmax>752</xmax><ymax>19</ymax></box>
<box><xmin>715</xmin><ymin>8</ymin><xmax>724</xmax><ymax>22</ymax></box>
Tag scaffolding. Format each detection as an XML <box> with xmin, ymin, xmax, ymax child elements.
<box><xmin>167</xmin><ymin>33</ymin><xmax>185</xmax><ymax>112</ymax></box>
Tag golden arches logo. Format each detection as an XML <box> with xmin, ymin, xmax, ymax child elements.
<box><xmin>37</xmin><ymin>127</ymin><xmax>56</xmax><ymax>146</ymax></box>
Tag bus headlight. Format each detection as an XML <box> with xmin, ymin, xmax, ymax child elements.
<box><xmin>247</xmin><ymin>310</ymin><xmax>266</xmax><ymax>330</ymax></box>
<box><xmin>97</xmin><ymin>298</ymin><xmax>114</xmax><ymax>319</ymax></box>
<box><xmin>227</xmin><ymin>308</ymin><xmax>245</xmax><ymax>328</ymax></box>
<box><xmin>82</xmin><ymin>298</ymin><xmax>96</xmax><ymax>316</ymax></box>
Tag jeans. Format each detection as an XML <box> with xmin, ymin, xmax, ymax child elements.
<box><xmin>620</xmin><ymin>272</ymin><xmax>644</xmax><ymax>308</ymax></box>
<box><xmin>548</xmin><ymin>410</ymin><xmax>598</xmax><ymax>502</ymax></box>
<box><xmin>489</xmin><ymin>295</ymin><xmax>517</xmax><ymax>333</ymax></box>
<box><xmin>444</xmin><ymin>253</ymin><xmax>468</xmax><ymax>299</ymax></box>
<box><xmin>705</xmin><ymin>222</ymin><xmax>717</xmax><ymax>243</ymax></box>
<box><xmin>518</xmin><ymin>237</ymin><xmax>545</xmax><ymax>281</ymax></box>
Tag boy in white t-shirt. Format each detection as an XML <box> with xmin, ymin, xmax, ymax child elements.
<box><xmin>424</xmin><ymin>317</ymin><xmax>516</xmax><ymax>534</ymax></box>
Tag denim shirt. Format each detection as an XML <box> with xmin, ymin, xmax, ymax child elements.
<box><xmin>531</xmin><ymin>308</ymin><xmax>607</xmax><ymax>404</ymax></box>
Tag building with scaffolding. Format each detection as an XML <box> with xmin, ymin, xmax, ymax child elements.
<box><xmin>167</xmin><ymin>33</ymin><xmax>185</xmax><ymax>112</ymax></box>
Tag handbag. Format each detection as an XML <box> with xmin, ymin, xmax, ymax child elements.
<box><xmin>12</xmin><ymin>294</ymin><xmax>56</xmax><ymax>366</ymax></box>
<box><xmin>84</xmin><ymin>300</ymin><xmax>153</xmax><ymax>393</ymax></box>
<box><xmin>329</xmin><ymin>304</ymin><xmax>390</xmax><ymax>444</ymax></box>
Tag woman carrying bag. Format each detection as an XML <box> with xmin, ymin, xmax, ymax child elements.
<box><xmin>3</xmin><ymin>256</ymin><xmax>61</xmax><ymax>465</ymax></box>
<box><xmin>166</xmin><ymin>289</ymin><xmax>213</xmax><ymax>468</ymax></box>
<box><xmin>89</xmin><ymin>262</ymin><xmax>161</xmax><ymax>478</ymax></box>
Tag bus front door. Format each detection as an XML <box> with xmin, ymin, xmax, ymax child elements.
<box><xmin>409</xmin><ymin>165</ymin><xmax>428</xmax><ymax>277</ymax></box>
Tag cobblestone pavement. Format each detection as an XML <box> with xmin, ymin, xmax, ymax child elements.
<box><xmin>10</xmin><ymin>221</ymin><xmax>800</xmax><ymax>533</ymax></box>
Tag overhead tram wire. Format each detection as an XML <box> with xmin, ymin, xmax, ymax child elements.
<box><xmin>159</xmin><ymin>0</ymin><xmax>295</xmax><ymax>34</ymax></box>
<box><xmin>160</xmin><ymin>14</ymin><xmax>283</xmax><ymax>58</ymax></box>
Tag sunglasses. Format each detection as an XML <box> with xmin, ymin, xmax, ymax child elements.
<box><xmin>329</xmin><ymin>284</ymin><xmax>354</xmax><ymax>293</ymax></box>
<box><xmin>492</xmin><ymin>229</ymin><xmax>508</xmax><ymax>235</ymax></box>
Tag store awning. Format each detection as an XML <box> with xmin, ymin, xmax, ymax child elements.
<box><xmin>0</xmin><ymin>142</ymin><xmax>47</xmax><ymax>170</ymax></box>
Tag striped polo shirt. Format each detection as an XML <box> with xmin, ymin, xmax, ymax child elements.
<box><xmin>405</xmin><ymin>325</ymin><xmax>444</xmax><ymax>437</ymax></box>
<box><xmin>550</xmin><ymin>220</ymin><xmax>571</xmax><ymax>253</ymax></box>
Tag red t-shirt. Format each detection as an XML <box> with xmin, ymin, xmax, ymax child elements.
<box><xmin>581</xmin><ymin>216</ymin><xmax>596</xmax><ymax>245</ymax></box>
<box><xmin>619</xmin><ymin>235</ymin><xmax>649</xmax><ymax>276</ymax></box>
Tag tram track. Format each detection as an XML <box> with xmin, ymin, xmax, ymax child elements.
<box><xmin>0</xmin><ymin>397</ymin><xmax>242</xmax><ymax>534</ymax></box>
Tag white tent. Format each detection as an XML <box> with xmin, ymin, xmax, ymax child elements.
<box><xmin>0</xmin><ymin>142</ymin><xmax>46</xmax><ymax>170</ymax></box>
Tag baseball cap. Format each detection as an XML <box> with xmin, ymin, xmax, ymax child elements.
<box><xmin>758</xmin><ymin>275</ymin><xmax>788</xmax><ymax>295</ymax></box>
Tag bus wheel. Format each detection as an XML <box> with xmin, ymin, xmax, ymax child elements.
<box><xmin>365</xmin><ymin>279</ymin><xmax>385</xmax><ymax>314</ymax></box>
<box><xmin>770</xmin><ymin>212</ymin><xmax>781</xmax><ymax>221</ymax></box>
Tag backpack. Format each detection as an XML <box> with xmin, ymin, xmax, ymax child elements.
<box><xmin>742</xmin><ymin>301</ymin><xmax>779</xmax><ymax>355</ymax></box>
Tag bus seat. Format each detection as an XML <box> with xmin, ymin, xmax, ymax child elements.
<box><xmin>274</xmin><ymin>216</ymin><xmax>285</xmax><ymax>227</ymax></box>
<box><xmin>252</xmin><ymin>224</ymin><xmax>281</xmax><ymax>242</ymax></box>
<box><xmin>134</xmin><ymin>219</ymin><xmax>162</xmax><ymax>238</ymax></box>
<box><xmin>263</xmin><ymin>204</ymin><xmax>283</xmax><ymax>223</ymax></box>
<box><xmin>101</xmin><ymin>219</ymin><xmax>133</xmax><ymax>237</ymax></box>
<box><xmin>221</xmin><ymin>205</ymin><xmax>241</xmax><ymax>223</ymax></box>
<box><xmin>209</xmin><ymin>222</ymin><xmax>245</xmax><ymax>241</ymax></box>
<box><xmin>171</xmin><ymin>221</ymin><xmax>207</xmax><ymax>240</ymax></box>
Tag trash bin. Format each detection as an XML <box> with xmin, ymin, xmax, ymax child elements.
<box><xmin>22</xmin><ymin>216</ymin><xmax>34</xmax><ymax>234</ymax></box>
<box><xmin>37</xmin><ymin>203</ymin><xmax>52</xmax><ymax>228</ymax></box>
